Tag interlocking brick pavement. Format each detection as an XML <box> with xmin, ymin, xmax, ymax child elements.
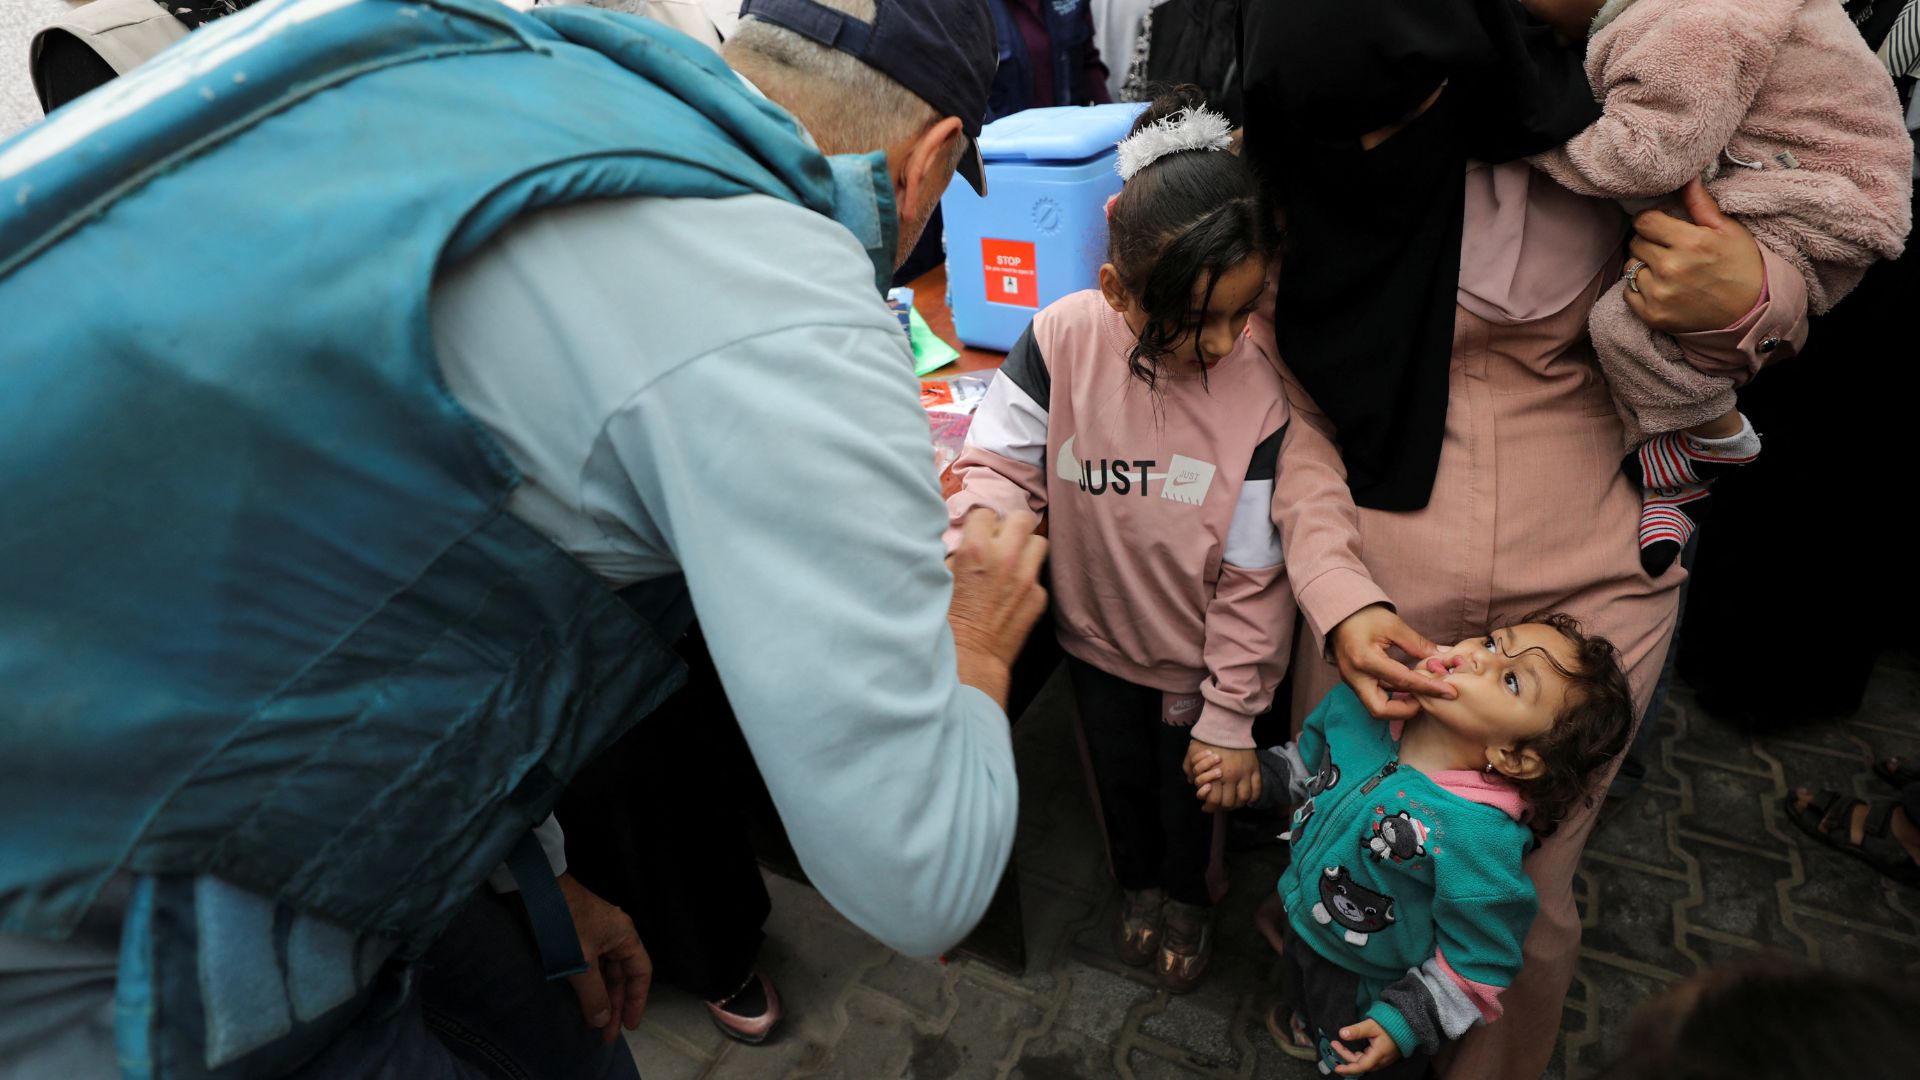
<box><xmin>629</xmin><ymin>648</ymin><xmax>1920</xmax><ymax>1079</ymax></box>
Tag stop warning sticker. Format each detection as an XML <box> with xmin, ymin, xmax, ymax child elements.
<box><xmin>982</xmin><ymin>238</ymin><xmax>1038</xmax><ymax>308</ymax></box>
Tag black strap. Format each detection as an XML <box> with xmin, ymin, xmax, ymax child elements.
<box><xmin>506</xmin><ymin>831</ymin><xmax>589</xmax><ymax>980</ymax></box>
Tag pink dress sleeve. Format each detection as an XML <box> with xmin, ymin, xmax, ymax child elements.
<box><xmin>1190</xmin><ymin>560</ymin><xmax>1297</xmax><ymax>749</ymax></box>
<box><xmin>1259</xmin><ymin>311</ymin><xmax>1393</xmax><ymax>652</ymax></box>
<box><xmin>1673</xmin><ymin>243</ymin><xmax>1810</xmax><ymax>384</ymax></box>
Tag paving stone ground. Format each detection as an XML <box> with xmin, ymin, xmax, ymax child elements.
<box><xmin>628</xmin><ymin>648</ymin><xmax>1920</xmax><ymax>1079</ymax></box>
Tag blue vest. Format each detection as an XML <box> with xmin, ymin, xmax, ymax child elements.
<box><xmin>0</xmin><ymin>0</ymin><xmax>896</xmax><ymax>1073</ymax></box>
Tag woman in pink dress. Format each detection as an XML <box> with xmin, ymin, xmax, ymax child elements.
<box><xmin>1239</xmin><ymin>3</ymin><xmax>1812</xmax><ymax>1076</ymax></box>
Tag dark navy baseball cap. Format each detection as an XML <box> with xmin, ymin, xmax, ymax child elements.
<box><xmin>736</xmin><ymin>0</ymin><xmax>995</xmax><ymax>194</ymax></box>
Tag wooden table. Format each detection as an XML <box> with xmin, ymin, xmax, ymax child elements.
<box><xmin>908</xmin><ymin>263</ymin><xmax>1006</xmax><ymax>377</ymax></box>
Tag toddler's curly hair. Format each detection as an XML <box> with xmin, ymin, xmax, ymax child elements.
<box><xmin>1501</xmin><ymin>612</ymin><xmax>1634</xmax><ymax>837</ymax></box>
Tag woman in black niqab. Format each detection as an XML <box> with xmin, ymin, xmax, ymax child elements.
<box><xmin>1239</xmin><ymin>0</ymin><xmax>1598</xmax><ymax>511</ymax></box>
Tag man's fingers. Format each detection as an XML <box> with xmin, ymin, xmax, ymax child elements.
<box><xmin>566</xmin><ymin>969</ymin><xmax>614</xmax><ymax>1032</ymax></box>
<box><xmin>614</xmin><ymin>940</ymin><xmax>652</xmax><ymax>1028</ymax></box>
<box><xmin>956</xmin><ymin>507</ymin><xmax>1000</xmax><ymax>549</ymax></box>
<box><xmin>998</xmin><ymin>507</ymin><xmax>1040</xmax><ymax>538</ymax></box>
<box><xmin>1015</xmin><ymin>582</ymin><xmax>1049</xmax><ymax>632</ymax></box>
<box><xmin>601</xmin><ymin>965</ymin><xmax>625</xmax><ymax>1043</ymax></box>
<box><xmin>1195</xmin><ymin>781</ymin><xmax>1214</xmax><ymax>800</ymax></box>
<box><xmin>1015</xmin><ymin>533</ymin><xmax>1048</xmax><ymax>579</ymax></box>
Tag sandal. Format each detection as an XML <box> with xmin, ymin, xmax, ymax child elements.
<box><xmin>1263</xmin><ymin>1002</ymin><xmax>1319</xmax><ymax>1062</ymax></box>
<box><xmin>1872</xmin><ymin>756</ymin><xmax>1920</xmax><ymax>790</ymax></box>
<box><xmin>1783</xmin><ymin>790</ymin><xmax>1920</xmax><ymax>886</ymax></box>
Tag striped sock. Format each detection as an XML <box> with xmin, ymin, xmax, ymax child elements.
<box><xmin>1623</xmin><ymin>416</ymin><xmax>1760</xmax><ymax>576</ymax></box>
<box><xmin>1637</xmin><ymin>487</ymin><xmax>1711</xmax><ymax>575</ymax></box>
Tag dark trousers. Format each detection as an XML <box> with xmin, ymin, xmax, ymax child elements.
<box><xmin>1066</xmin><ymin>656</ymin><xmax>1213</xmax><ymax>907</ymax></box>
<box><xmin>293</xmin><ymin>889</ymin><xmax>640</xmax><ymax>1080</ymax></box>
<box><xmin>1678</xmin><ymin>189</ymin><xmax>1920</xmax><ymax>723</ymax></box>
<box><xmin>558</xmin><ymin>627</ymin><xmax>770</xmax><ymax>1002</ymax></box>
<box><xmin>1281</xmin><ymin>921</ymin><xmax>1430</xmax><ymax>1080</ymax></box>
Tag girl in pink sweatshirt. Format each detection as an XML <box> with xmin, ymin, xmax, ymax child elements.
<box><xmin>1524</xmin><ymin>0</ymin><xmax>1913</xmax><ymax>574</ymax></box>
<box><xmin>945</xmin><ymin>88</ymin><xmax>1293</xmax><ymax>993</ymax></box>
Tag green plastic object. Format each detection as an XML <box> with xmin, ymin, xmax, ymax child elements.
<box><xmin>910</xmin><ymin>306</ymin><xmax>961</xmax><ymax>375</ymax></box>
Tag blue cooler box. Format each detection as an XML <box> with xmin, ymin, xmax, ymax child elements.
<box><xmin>940</xmin><ymin>103</ymin><xmax>1147</xmax><ymax>352</ymax></box>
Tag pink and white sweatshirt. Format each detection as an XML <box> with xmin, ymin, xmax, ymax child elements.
<box><xmin>945</xmin><ymin>290</ymin><xmax>1295</xmax><ymax>749</ymax></box>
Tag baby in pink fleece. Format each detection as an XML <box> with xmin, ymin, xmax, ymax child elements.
<box><xmin>1524</xmin><ymin>0</ymin><xmax>1913</xmax><ymax>575</ymax></box>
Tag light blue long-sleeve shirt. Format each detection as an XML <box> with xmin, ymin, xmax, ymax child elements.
<box><xmin>429</xmin><ymin>190</ymin><xmax>1020</xmax><ymax>958</ymax></box>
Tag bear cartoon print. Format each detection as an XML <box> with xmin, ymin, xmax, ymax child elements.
<box><xmin>1364</xmin><ymin>810</ymin><xmax>1429</xmax><ymax>864</ymax></box>
<box><xmin>1312</xmin><ymin>866</ymin><xmax>1395</xmax><ymax>946</ymax></box>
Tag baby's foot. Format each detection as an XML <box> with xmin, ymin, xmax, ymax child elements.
<box><xmin>1623</xmin><ymin>418</ymin><xmax>1761</xmax><ymax>575</ymax></box>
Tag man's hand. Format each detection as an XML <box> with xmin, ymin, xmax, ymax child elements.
<box><xmin>1184</xmin><ymin>741</ymin><xmax>1260</xmax><ymax>812</ymax></box>
<box><xmin>1328</xmin><ymin>604</ymin><xmax>1452</xmax><ymax>720</ymax></box>
<box><xmin>1331</xmin><ymin>1019</ymin><xmax>1403</xmax><ymax>1075</ymax></box>
<box><xmin>1624</xmin><ymin>178</ymin><xmax>1766</xmax><ymax>335</ymax></box>
<box><xmin>557</xmin><ymin>873</ymin><xmax>652</xmax><ymax>1044</ymax></box>
<box><xmin>947</xmin><ymin>508</ymin><xmax>1048</xmax><ymax>708</ymax></box>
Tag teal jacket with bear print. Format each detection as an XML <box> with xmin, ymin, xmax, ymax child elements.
<box><xmin>1275</xmin><ymin>685</ymin><xmax>1538</xmax><ymax>1058</ymax></box>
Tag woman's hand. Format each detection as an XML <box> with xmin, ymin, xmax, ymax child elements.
<box><xmin>1624</xmin><ymin>178</ymin><xmax>1766</xmax><ymax>334</ymax></box>
<box><xmin>1328</xmin><ymin>604</ymin><xmax>1453</xmax><ymax>720</ymax></box>
<box><xmin>1184</xmin><ymin>740</ymin><xmax>1260</xmax><ymax>812</ymax></box>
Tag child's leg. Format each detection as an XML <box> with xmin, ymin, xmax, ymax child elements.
<box><xmin>1588</xmin><ymin>281</ymin><xmax>1756</xmax><ymax>575</ymax></box>
<box><xmin>1624</xmin><ymin>410</ymin><xmax>1760</xmax><ymax>575</ymax></box>
<box><xmin>1064</xmin><ymin>657</ymin><xmax>1168</xmax><ymax>892</ymax></box>
<box><xmin>1284</xmin><ymin>923</ymin><xmax>1431</xmax><ymax>1079</ymax></box>
<box><xmin>1152</xmin><ymin>714</ymin><xmax>1219</xmax><ymax>991</ymax></box>
<box><xmin>1153</xmin><ymin>717</ymin><xmax>1214</xmax><ymax>908</ymax></box>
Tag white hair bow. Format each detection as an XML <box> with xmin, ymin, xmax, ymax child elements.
<box><xmin>1113</xmin><ymin>107</ymin><xmax>1234</xmax><ymax>181</ymax></box>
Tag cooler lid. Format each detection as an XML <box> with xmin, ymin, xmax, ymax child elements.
<box><xmin>978</xmin><ymin>103</ymin><xmax>1149</xmax><ymax>163</ymax></box>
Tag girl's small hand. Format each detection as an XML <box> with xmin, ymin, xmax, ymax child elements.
<box><xmin>1186</xmin><ymin>749</ymin><xmax>1225</xmax><ymax>798</ymax></box>
<box><xmin>1331</xmin><ymin>1020</ymin><xmax>1402</xmax><ymax>1075</ymax></box>
<box><xmin>1185</xmin><ymin>741</ymin><xmax>1260</xmax><ymax>812</ymax></box>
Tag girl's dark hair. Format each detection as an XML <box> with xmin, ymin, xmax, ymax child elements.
<box><xmin>1108</xmin><ymin>85</ymin><xmax>1279</xmax><ymax>390</ymax></box>
<box><xmin>1497</xmin><ymin>612</ymin><xmax>1633</xmax><ymax>838</ymax></box>
<box><xmin>1597</xmin><ymin>960</ymin><xmax>1920</xmax><ymax>1080</ymax></box>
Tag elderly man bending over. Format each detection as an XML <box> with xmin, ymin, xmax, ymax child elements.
<box><xmin>0</xmin><ymin>0</ymin><xmax>1038</xmax><ymax>1076</ymax></box>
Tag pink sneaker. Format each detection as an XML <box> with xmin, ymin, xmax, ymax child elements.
<box><xmin>704</xmin><ymin>970</ymin><xmax>781</xmax><ymax>1045</ymax></box>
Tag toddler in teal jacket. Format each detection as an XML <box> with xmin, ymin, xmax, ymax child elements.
<box><xmin>1194</xmin><ymin>613</ymin><xmax>1633</xmax><ymax>1076</ymax></box>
